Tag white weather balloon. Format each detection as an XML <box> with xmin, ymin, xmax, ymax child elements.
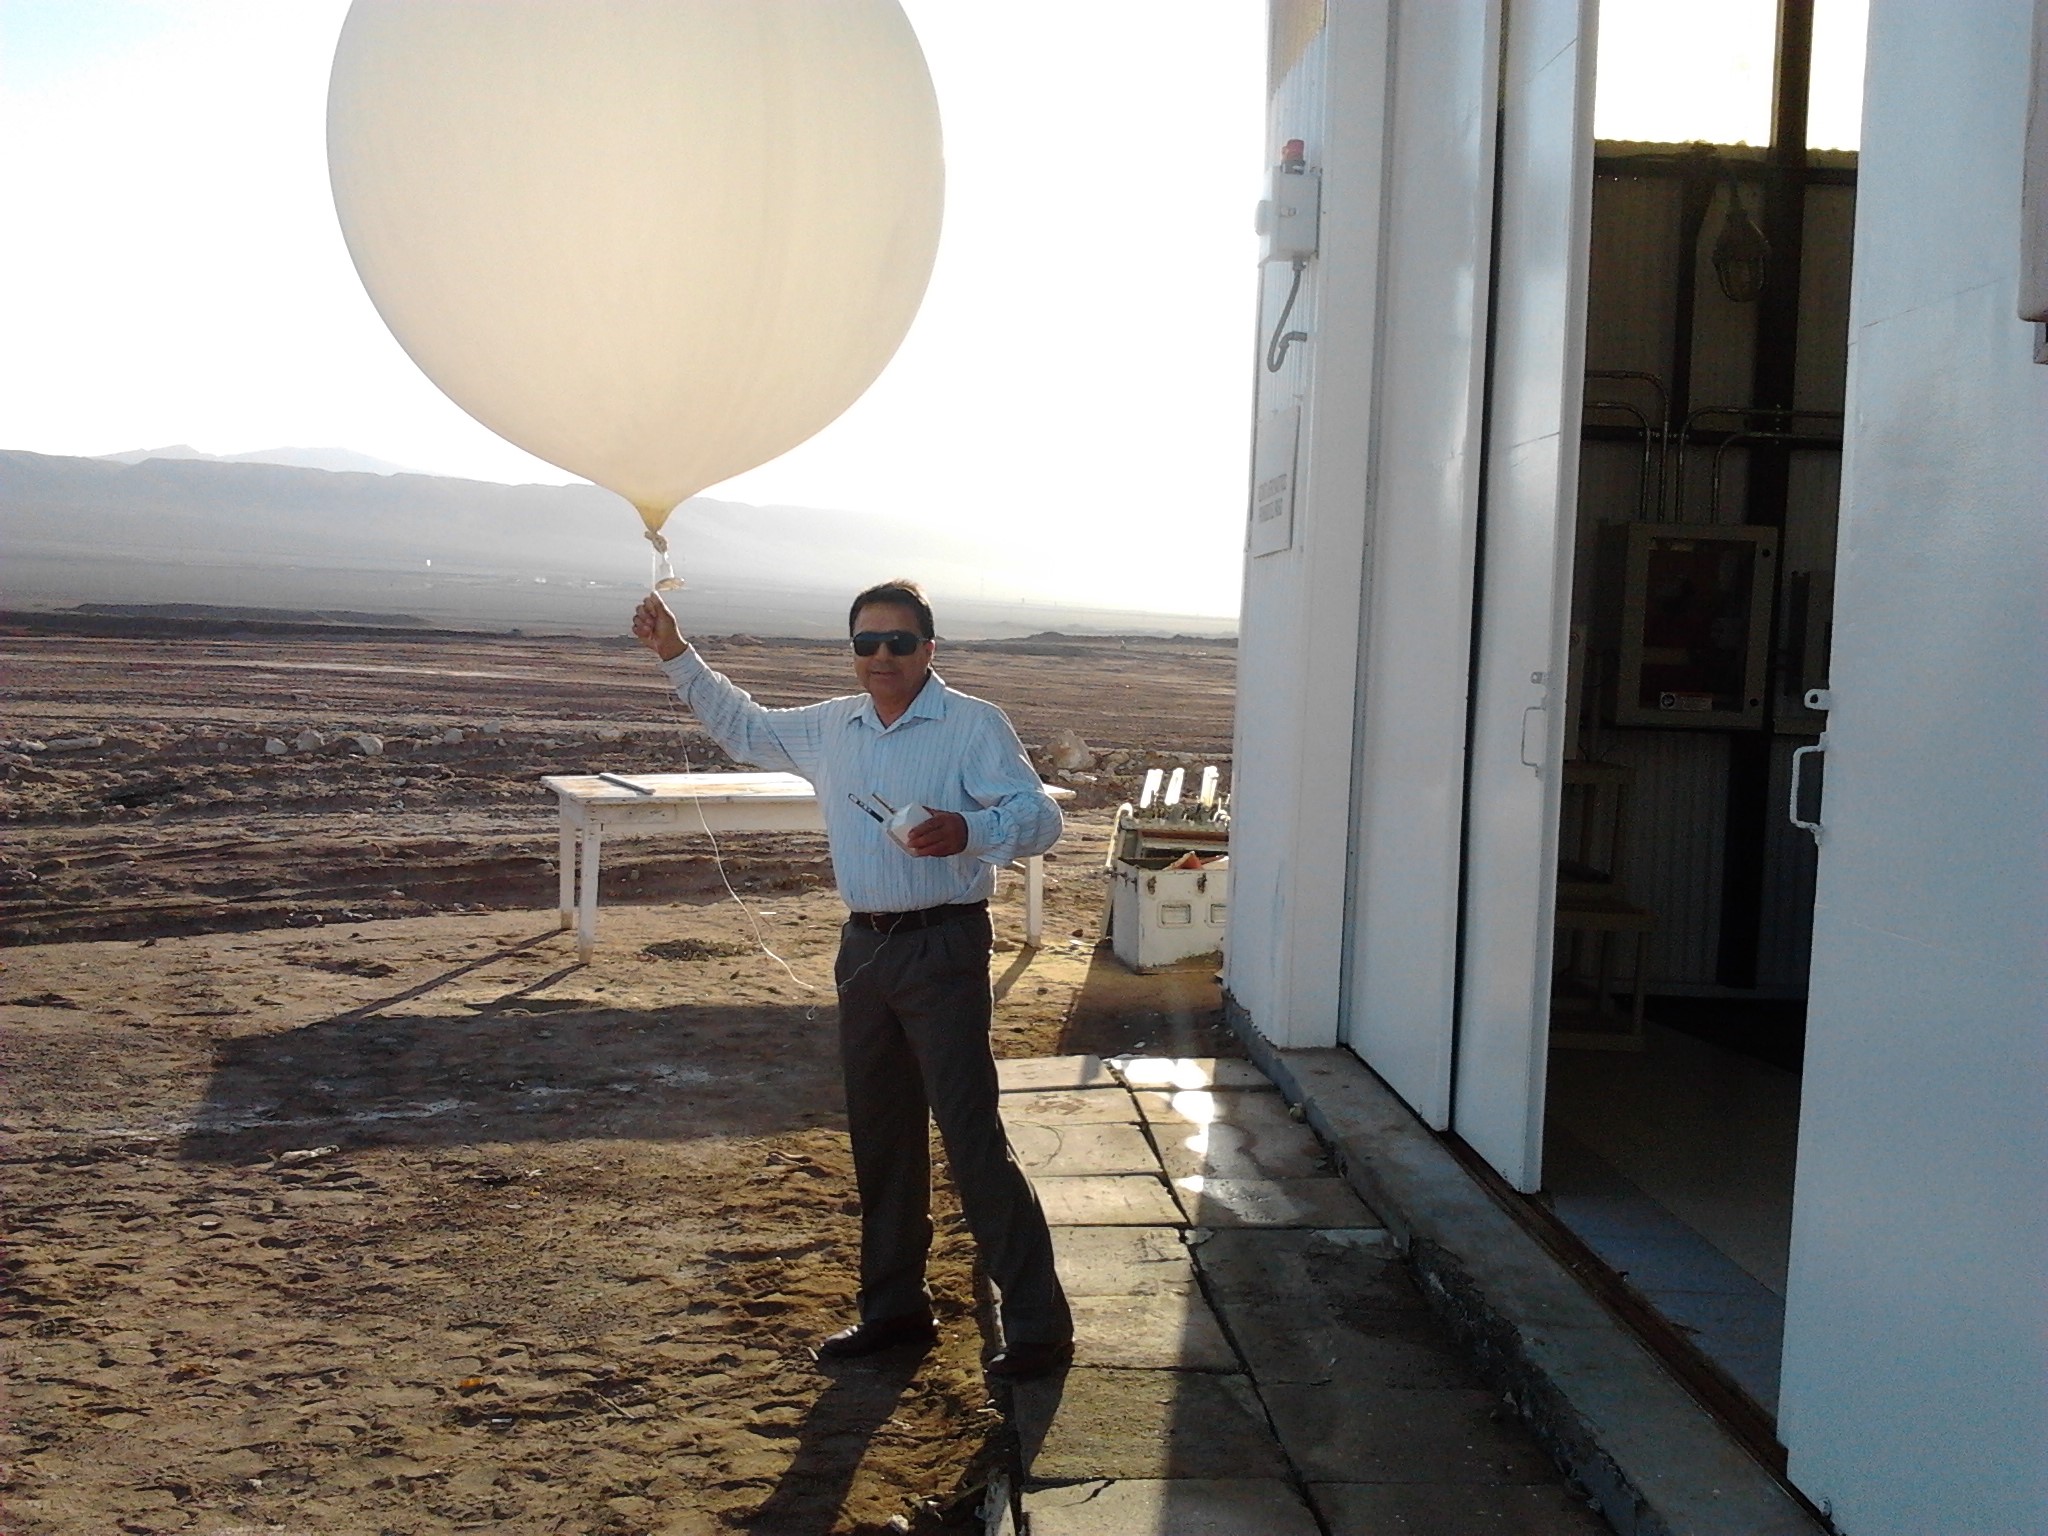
<box><xmin>327</xmin><ymin>0</ymin><xmax>944</xmax><ymax>572</ymax></box>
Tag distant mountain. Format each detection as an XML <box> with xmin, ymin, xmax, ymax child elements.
<box><xmin>0</xmin><ymin>448</ymin><xmax>1236</xmax><ymax>639</ymax></box>
<box><xmin>3</xmin><ymin>448</ymin><xmax>999</xmax><ymax>591</ymax></box>
<box><xmin>99</xmin><ymin>444</ymin><xmax>424</xmax><ymax>476</ymax></box>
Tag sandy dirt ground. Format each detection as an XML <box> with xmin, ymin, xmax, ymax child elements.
<box><xmin>0</xmin><ymin>617</ymin><xmax>1239</xmax><ymax>1535</ymax></box>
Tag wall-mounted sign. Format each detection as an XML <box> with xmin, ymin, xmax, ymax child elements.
<box><xmin>1249</xmin><ymin>403</ymin><xmax>1302</xmax><ymax>557</ymax></box>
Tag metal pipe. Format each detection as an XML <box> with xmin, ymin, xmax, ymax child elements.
<box><xmin>1668</xmin><ymin>150</ymin><xmax>1722</xmax><ymax>499</ymax></box>
<box><xmin>1587</xmin><ymin>370</ymin><xmax>1672</xmax><ymax>516</ymax></box>
<box><xmin>1585</xmin><ymin>399</ymin><xmax>1655</xmax><ymax>521</ymax></box>
<box><xmin>1586</xmin><ymin>369</ymin><xmax>1669</xmax><ymax>425</ymax></box>
<box><xmin>1708</xmin><ymin>425</ymin><xmax>1835</xmax><ymax>522</ymax></box>
<box><xmin>1674</xmin><ymin>405</ymin><xmax>1843</xmax><ymax>520</ymax></box>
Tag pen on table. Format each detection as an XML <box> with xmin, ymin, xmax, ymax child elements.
<box><xmin>598</xmin><ymin>773</ymin><xmax>655</xmax><ymax>795</ymax></box>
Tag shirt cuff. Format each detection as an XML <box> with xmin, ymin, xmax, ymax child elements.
<box><xmin>961</xmin><ymin>808</ymin><xmax>1006</xmax><ymax>863</ymax></box>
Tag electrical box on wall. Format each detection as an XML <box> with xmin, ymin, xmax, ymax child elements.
<box><xmin>1256</xmin><ymin>140</ymin><xmax>1321</xmax><ymax>265</ymax></box>
<box><xmin>1592</xmin><ymin>522</ymin><xmax>1776</xmax><ymax>730</ymax></box>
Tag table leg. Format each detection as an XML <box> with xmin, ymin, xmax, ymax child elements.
<box><xmin>1025</xmin><ymin>855</ymin><xmax>1045</xmax><ymax>947</ymax></box>
<box><xmin>577</xmin><ymin>825</ymin><xmax>602</xmax><ymax>963</ymax></box>
<box><xmin>557</xmin><ymin>817</ymin><xmax>575</xmax><ymax>931</ymax></box>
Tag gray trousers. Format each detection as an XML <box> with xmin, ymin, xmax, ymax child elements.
<box><xmin>834</xmin><ymin>910</ymin><xmax>1071</xmax><ymax>1346</ymax></box>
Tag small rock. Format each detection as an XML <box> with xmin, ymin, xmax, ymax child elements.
<box><xmin>263</xmin><ymin>738</ymin><xmax>288</xmax><ymax>755</ymax></box>
<box><xmin>294</xmin><ymin>729</ymin><xmax>326</xmax><ymax>752</ymax></box>
<box><xmin>1043</xmin><ymin>727</ymin><xmax>1093</xmax><ymax>773</ymax></box>
<box><xmin>480</xmin><ymin>722</ymin><xmax>502</xmax><ymax>736</ymax></box>
<box><xmin>275</xmin><ymin>1146</ymin><xmax>340</xmax><ymax>1166</ymax></box>
<box><xmin>44</xmin><ymin>735</ymin><xmax>104</xmax><ymax>752</ymax></box>
<box><xmin>349</xmin><ymin>733</ymin><xmax>384</xmax><ymax>756</ymax></box>
<box><xmin>440</xmin><ymin>728</ymin><xmax>464</xmax><ymax>745</ymax></box>
<box><xmin>4</xmin><ymin>739</ymin><xmax>46</xmax><ymax>754</ymax></box>
<box><xmin>596</xmin><ymin>725</ymin><xmax>623</xmax><ymax>742</ymax></box>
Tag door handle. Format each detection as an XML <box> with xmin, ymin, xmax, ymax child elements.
<box><xmin>1519</xmin><ymin>703</ymin><xmax>1545</xmax><ymax>771</ymax></box>
<box><xmin>1789</xmin><ymin>740</ymin><xmax>1825</xmax><ymax>843</ymax></box>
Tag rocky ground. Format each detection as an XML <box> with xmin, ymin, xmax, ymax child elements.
<box><xmin>0</xmin><ymin>614</ymin><xmax>1239</xmax><ymax>1535</ymax></box>
<box><xmin>0</xmin><ymin>619</ymin><xmax>1233</xmax><ymax>946</ymax></box>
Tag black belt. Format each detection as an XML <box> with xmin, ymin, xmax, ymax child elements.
<box><xmin>847</xmin><ymin>900</ymin><xmax>988</xmax><ymax>934</ymax></box>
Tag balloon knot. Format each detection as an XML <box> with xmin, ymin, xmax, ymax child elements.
<box><xmin>644</xmin><ymin>528</ymin><xmax>670</xmax><ymax>553</ymax></box>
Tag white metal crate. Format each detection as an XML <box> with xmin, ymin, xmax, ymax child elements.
<box><xmin>1110</xmin><ymin>855</ymin><xmax>1229</xmax><ymax>972</ymax></box>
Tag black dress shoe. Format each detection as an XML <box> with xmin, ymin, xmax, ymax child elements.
<box><xmin>983</xmin><ymin>1339</ymin><xmax>1075</xmax><ymax>1380</ymax></box>
<box><xmin>815</xmin><ymin>1314</ymin><xmax>937</xmax><ymax>1360</ymax></box>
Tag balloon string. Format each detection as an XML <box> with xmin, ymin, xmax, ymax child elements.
<box><xmin>648</xmin><ymin>656</ymin><xmax>821</xmax><ymax>1006</ymax></box>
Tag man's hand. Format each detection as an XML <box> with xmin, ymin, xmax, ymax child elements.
<box><xmin>632</xmin><ymin>594</ymin><xmax>688</xmax><ymax>661</ymax></box>
<box><xmin>906</xmin><ymin>810</ymin><xmax>969</xmax><ymax>858</ymax></box>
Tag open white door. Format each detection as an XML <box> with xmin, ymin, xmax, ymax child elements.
<box><xmin>1338</xmin><ymin>0</ymin><xmax>1502</xmax><ymax>1128</ymax></box>
<box><xmin>1452</xmin><ymin>0</ymin><xmax>1597</xmax><ymax>1191</ymax></box>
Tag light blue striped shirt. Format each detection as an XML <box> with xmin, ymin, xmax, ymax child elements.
<box><xmin>661</xmin><ymin>647</ymin><xmax>1063</xmax><ymax>913</ymax></box>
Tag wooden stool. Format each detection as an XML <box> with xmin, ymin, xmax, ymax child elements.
<box><xmin>1551</xmin><ymin>890</ymin><xmax>1654</xmax><ymax>1050</ymax></box>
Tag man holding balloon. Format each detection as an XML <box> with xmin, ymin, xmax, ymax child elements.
<box><xmin>633</xmin><ymin>582</ymin><xmax>1076</xmax><ymax>1381</ymax></box>
<box><xmin>333</xmin><ymin>0</ymin><xmax>1059</xmax><ymax>1369</ymax></box>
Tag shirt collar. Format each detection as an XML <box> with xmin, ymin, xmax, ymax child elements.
<box><xmin>855</xmin><ymin>668</ymin><xmax>949</xmax><ymax>732</ymax></box>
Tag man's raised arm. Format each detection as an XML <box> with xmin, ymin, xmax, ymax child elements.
<box><xmin>630</xmin><ymin>594</ymin><xmax>822</xmax><ymax>778</ymax></box>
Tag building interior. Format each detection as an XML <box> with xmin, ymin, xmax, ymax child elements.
<box><xmin>1540</xmin><ymin>0</ymin><xmax>1858</xmax><ymax>1446</ymax></box>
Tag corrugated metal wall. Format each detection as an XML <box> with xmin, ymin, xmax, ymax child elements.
<box><xmin>1564</xmin><ymin>153</ymin><xmax>1851</xmax><ymax>994</ymax></box>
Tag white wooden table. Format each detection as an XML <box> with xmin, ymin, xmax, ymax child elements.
<box><xmin>541</xmin><ymin>770</ymin><xmax>1069</xmax><ymax>961</ymax></box>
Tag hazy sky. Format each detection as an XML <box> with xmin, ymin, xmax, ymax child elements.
<box><xmin>3</xmin><ymin>1</ymin><xmax>1864</xmax><ymax>618</ymax></box>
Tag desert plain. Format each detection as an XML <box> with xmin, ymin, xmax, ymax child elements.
<box><xmin>0</xmin><ymin>614</ymin><xmax>1239</xmax><ymax>1535</ymax></box>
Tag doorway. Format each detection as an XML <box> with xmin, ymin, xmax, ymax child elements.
<box><xmin>1538</xmin><ymin>0</ymin><xmax>1863</xmax><ymax>1430</ymax></box>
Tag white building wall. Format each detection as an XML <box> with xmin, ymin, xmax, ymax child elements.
<box><xmin>1776</xmin><ymin>0</ymin><xmax>2048</xmax><ymax>1529</ymax></box>
<box><xmin>1226</xmin><ymin>5</ymin><xmax>1390</xmax><ymax>1048</ymax></box>
<box><xmin>1231</xmin><ymin>0</ymin><xmax>1508</xmax><ymax>1093</ymax></box>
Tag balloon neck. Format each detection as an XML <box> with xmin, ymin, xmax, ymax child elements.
<box><xmin>644</xmin><ymin>523</ymin><xmax>683</xmax><ymax>592</ymax></box>
<box><xmin>635</xmin><ymin>503</ymin><xmax>672</xmax><ymax>534</ymax></box>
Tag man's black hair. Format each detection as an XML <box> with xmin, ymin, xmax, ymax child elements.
<box><xmin>849</xmin><ymin>579</ymin><xmax>935</xmax><ymax>640</ymax></box>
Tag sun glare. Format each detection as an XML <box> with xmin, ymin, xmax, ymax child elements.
<box><xmin>1594</xmin><ymin>0</ymin><xmax>1868</xmax><ymax>150</ymax></box>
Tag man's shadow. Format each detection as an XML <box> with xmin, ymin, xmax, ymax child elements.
<box><xmin>743</xmin><ymin>1347</ymin><xmax>929</xmax><ymax>1534</ymax></box>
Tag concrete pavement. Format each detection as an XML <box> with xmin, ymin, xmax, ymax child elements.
<box><xmin>989</xmin><ymin>1054</ymin><xmax>1611</xmax><ymax>1536</ymax></box>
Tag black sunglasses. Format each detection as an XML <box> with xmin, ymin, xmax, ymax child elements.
<box><xmin>851</xmin><ymin>629</ymin><xmax>925</xmax><ymax>658</ymax></box>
